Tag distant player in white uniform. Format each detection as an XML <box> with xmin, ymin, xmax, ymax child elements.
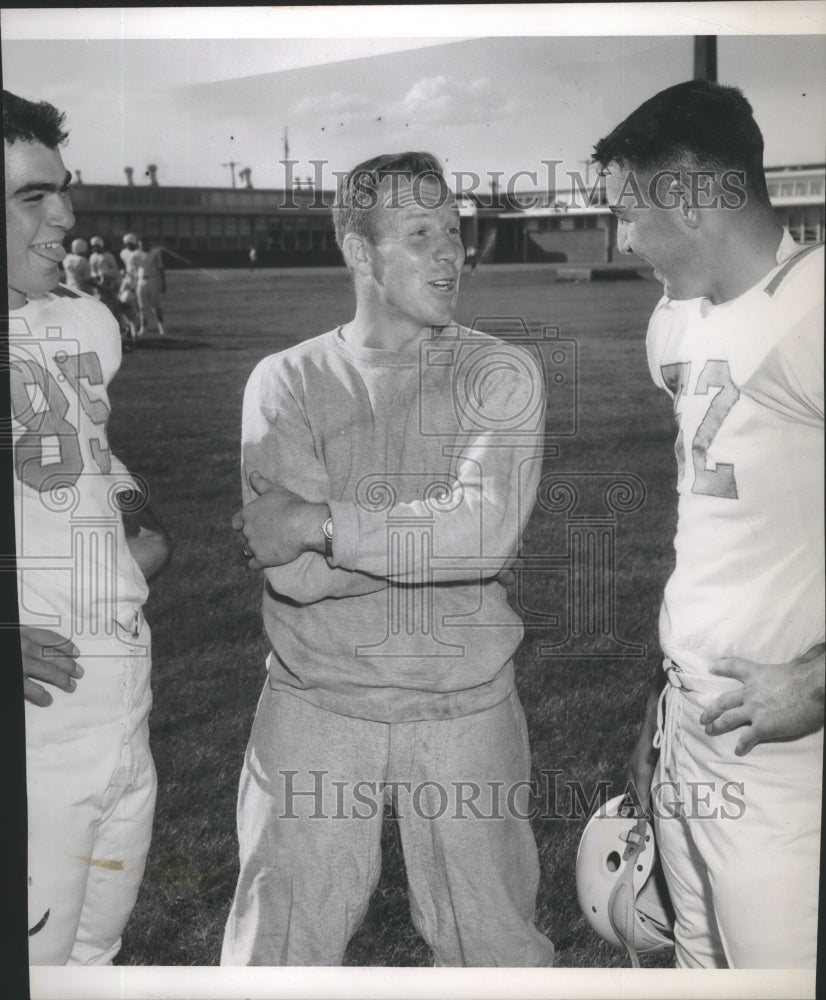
<box><xmin>4</xmin><ymin>90</ymin><xmax>171</xmax><ymax>965</ymax></box>
<box><xmin>594</xmin><ymin>80</ymin><xmax>823</xmax><ymax>968</ymax></box>
<box><xmin>120</xmin><ymin>232</ymin><xmax>142</xmax><ymax>280</ymax></box>
<box><xmin>62</xmin><ymin>237</ymin><xmax>94</xmax><ymax>294</ymax></box>
<box><xmin>135</xmin><ymin>236</ymin><xmax>166</xmax><ymax>336</ymax></box>
<box><xmin>89</xmin><ymin>235</ymin><xmax>133</xmax><ymax>347</ymax></box>
<box><xmin>89</xmin><ymin>235</ymin><xmax>120</xmax><ymax>309</ymax></box>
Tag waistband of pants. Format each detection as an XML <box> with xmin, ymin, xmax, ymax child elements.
<box><xmin>652</xmin><ymin>657</ymin><xmax>740</xmax><ymax>765</ymax></box>
<box><xmin>659</xmin><ymin>657</ymin><xmax>743</xmax><ymax>696</ymax></box>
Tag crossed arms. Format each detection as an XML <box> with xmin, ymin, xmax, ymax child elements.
<box><xmin>232</xmin><ymin>351</ymin><xmax>545</xmax><ymax>601</ymax></box>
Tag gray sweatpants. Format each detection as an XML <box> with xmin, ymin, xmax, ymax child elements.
<box><xmin>221</xmin><ymin>684</ymin><xmax>555</xmax><ymax>966</ymax></box>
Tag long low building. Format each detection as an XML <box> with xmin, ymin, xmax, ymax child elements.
<box><xmin>67</xmin><ymin>164</ymin><xmax>824</xmax><ymax>268</ymax></box>
<box><xmin>68</xmin><ymin>181</ymin><xmax>341</xmax><ymax>267</ymax></box>
<box><xmin>765</xmin><ymin>164</ymin><xmax>825</xmax><ymax>244</ymax></box>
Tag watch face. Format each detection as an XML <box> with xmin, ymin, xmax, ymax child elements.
<box><xmin>323</xmin><ymin>517</ymin><xmax>333</xmax><ymax>540</ymax></box>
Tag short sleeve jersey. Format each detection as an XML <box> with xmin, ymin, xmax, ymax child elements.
<box><xmin>9</xmin><ymin>287</ymin><xmax>149</xmax><ymax>647</ymax></box>
<box><xmin>646</xmin><ymin>234</ymin><xmax>824</xmax><ymax>673</ymax></box>
<box><xmin>120</xmin><ymin>246</ymin><xmax>144</xmax><ymax>279</ymax></box>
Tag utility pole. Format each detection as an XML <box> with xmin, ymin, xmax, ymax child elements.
<box><xmin>223</xmin><ymin>161</ymin><xmax>238</xmax><ymax>189</ymax></box>
<box><xmin>693</xmin><ymin>36</ymin><xmax>717</xmax><ymax>82</ymax></box>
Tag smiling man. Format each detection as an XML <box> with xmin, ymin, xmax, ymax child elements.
<box><xmin>5</xmin><ymin>90</ymin><xmax>170</xmax><ymax>965</ymax></box>
<box><xmin>5</xmin><ymin>128</ymin><xmax>74</xmax><ymax>306</ymax></box>
<box><xmin>594</xmin><ymin>81</ymin><xmax>824</xmax><ymax>969</ymax></box>
<box><xmin>223</xmin><ymin>152</ymin><xmax>554</xmax><ymax>966</ymax></box>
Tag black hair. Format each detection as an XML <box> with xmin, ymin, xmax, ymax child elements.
<box><xmin>3</xmin><ymin>89</ymin><xmax>69</xmax><ymax>148</ymax></box>
<box><xmin>593</xmin><ymin>80</ymin><xmax>769</xmax><ymax>202</ymax></box>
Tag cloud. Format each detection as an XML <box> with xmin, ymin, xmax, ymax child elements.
<box><xmin>291</xmin><ymin>90</ymin><xmax>375</xmax><ymax>120</ymax></box>
<box><xmin>393</xmin><ymin>74</ymin><xmax>516</xmax><ymax>126</ymax></box>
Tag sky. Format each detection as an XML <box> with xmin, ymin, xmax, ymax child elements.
<box><xmin>2</xmin><ymin>5</ymin><xmax>824</xmax><ymax>195</ymax></box>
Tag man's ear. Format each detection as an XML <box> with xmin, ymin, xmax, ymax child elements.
<box><xmin>668</xmin><ymin>178</ymin><xmax>701</xmax><ymax>231</ymax></box>
<box><xmin>342</xmin><ymin>232</ymin><xmax>374</xmax><ymax>276</ymax></box>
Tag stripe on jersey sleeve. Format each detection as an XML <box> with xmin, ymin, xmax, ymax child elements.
<box><xmin>763</xmin><ymin>243</ymin><xmax>823</xmax><ymax>298</ymax></box>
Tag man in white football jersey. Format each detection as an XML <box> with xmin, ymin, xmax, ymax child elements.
<box><xmin>135</xmin><ymin>236</ymin><xmax>167</xmax><ymax>336</ymax></box>
<box><xmin>4</xmin><ymin>90</ymin><xmax>171</xmax><ymax>965</ymax></box>
<box><xmin>593</xmin><ymin>80</ymin><xmax>823</xmax><ymax>968</ymax></box>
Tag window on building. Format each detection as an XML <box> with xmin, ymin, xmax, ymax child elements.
<box><xmin>144</xmin><ymin>214</ymin><xmax>162</xmax><ymax>238</ymax></box>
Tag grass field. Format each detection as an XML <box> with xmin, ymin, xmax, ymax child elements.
<box><xmin>106</xmin><ymin>263</ymin><xmax>677</xmax><ymax>968</ymax></box>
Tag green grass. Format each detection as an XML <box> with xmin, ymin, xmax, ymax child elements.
<box><xmin>108</xmin><ymin>264</ymin><xmax>676</xmax><ymax>967</ymax></box>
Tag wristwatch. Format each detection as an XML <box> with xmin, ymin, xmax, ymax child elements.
<box><xmin>322</xmin><ymin>516</ymin><xmax>333</xmax><ymax>558</ymax></box>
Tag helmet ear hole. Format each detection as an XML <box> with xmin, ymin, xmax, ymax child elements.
<box><xmin>576</xmin><ymin>793</ymin><xmax>674</xmax><ymax>961</ymax></box>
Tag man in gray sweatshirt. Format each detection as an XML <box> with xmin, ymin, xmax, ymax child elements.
<box><xmin>223</xmin><ymin>152</ymin><xmax>554</xmax><ymax>967</ymax></box>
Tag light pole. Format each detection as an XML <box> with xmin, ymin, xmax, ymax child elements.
<box><xmin>223</xmin><ymin>161</ymin><xmax>238</xmax><ymax>189</ymax></box>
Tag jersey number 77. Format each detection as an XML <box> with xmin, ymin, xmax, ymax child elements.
<box><xmin>661</xmin><ymin>359</ymin><xmax>740</xmax><ymax>500</ymax></box>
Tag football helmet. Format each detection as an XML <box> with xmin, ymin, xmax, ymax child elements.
<box><xmin>576</xmin><ymin>794</ymin><xmax>673</xmax><ymax>966</ymax></box>
<box><xmin>90</xmin><ymin>236</ymin><xmax>105</xmax><ymax>249</ymax></box>
<box><xmin>70</xmin><ymin>238</ymin><xmax>88</xmax><ymax>255</ymax></box>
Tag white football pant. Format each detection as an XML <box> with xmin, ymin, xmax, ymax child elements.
<box><xmin>652</xmin><ymin>667</ymin><xmax>821</xmax><ymax>968</ymax></box>
<box><xmin>26</xmin><ymin>617</ymin><xmax>156</xmax><ymax>965</ymax></box>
